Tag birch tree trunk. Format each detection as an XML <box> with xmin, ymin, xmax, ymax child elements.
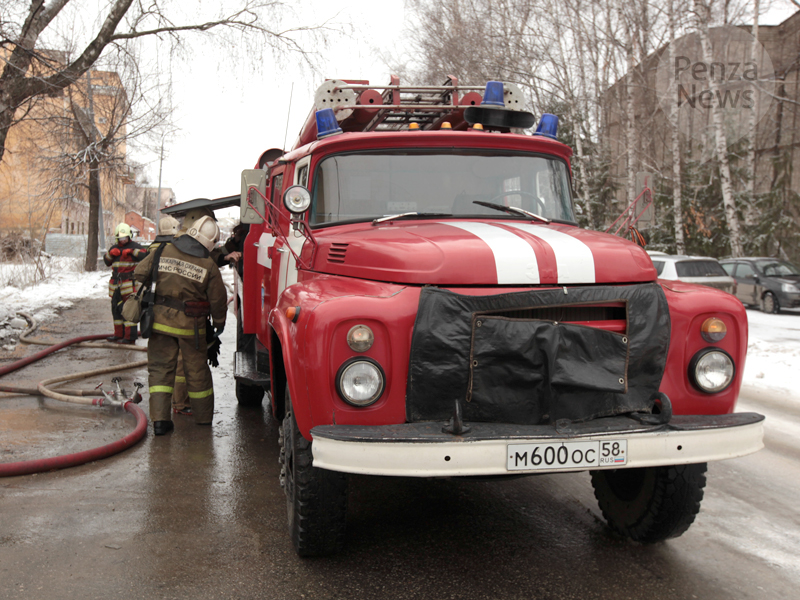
<box><xmin>668</xmin><ymin>0</ymin><xmax>685</xmax><ymax>253</ymax></box>
<box><xmin>624</xmin><ymin>19</ymin><xmax>638</xmax><ymax>207</ymax></box>
<box><xmin>694</xmin><ymin>0</ymin><xmax>743</xmax><ymax>256</ymax></box>
<box><xmin>571</xmin><ymin>1</ymin><xmax>594</xmax><ymax>226</ymax></box>
<box><xmin>744</xmin><ymin>0</ymin><xmax>760</xmax><ymax>227</ymax></box>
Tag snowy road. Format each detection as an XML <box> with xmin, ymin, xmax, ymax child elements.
<box><xmin>1</xmin><ymin>277</ymin><xmax>800</xmax><ymax>598</ymax></box>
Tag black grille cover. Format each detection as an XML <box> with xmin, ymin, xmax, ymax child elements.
<box><xmin>406</xmin><ymin>283</ymin><xmax>670</xmax><ymax>425</ymax></box>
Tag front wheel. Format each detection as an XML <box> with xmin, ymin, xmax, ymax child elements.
<box><xmin>761</xmin><ymin>291</ymin><xmax>780</xmax><ymax>314</ymax></box>
<box><xmin>591</xmin><ymin>463</ymin><xmax>707</xmax><ymax>543</ymax></box>
<box><xmin>280</xmin><ymin>390</ymin><xmax>348</xmax><ymax>556</ymax></box>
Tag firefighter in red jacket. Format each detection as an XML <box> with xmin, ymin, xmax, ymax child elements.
<box><xmin>103</xmin><ymin>223</ymin><xmax>147</xmax><ymax>343</ymax></box>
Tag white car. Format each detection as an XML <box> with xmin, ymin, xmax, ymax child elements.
<box><xmin>648</xmin><ymin>254</ymin><xmax>735</xmax><ymax>294</ymax></box>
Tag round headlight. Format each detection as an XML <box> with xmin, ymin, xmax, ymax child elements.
<box><xmin>347</xmin><ymin>325</ymin><xmax>374</xmax><ymax>352</ymax></box>
<box><xmin>689</xmin><ymin>348</ymin><xmax>735</xmax><ymax>393</ymax></box>
<box><xmin>283</xmin><ymin>185</ymin><xmax>311</xmax><ymax>214</ymax></box>
<box><xmin>700</xmin><ymin>317</ymin><xmax>727</xmax><ymax>343</ymax></box>
<box><xmin>336</xmin><ymin>359</ymin><xmax>385</xmax><ymax>407</ymax></box>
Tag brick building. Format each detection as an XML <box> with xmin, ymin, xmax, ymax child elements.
<box><xmin>0</xmin><ymin>62</ymin><xmax>132</xmax><ymax>251</ymax></box>
<box><xmin>124</xmin><ymin>211</ymin><xmax>156</xmax><ymax>242</ymax></box>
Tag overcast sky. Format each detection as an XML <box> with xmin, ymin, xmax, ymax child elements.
<box><xmin>131</xmin><ymin>0</ymin><xmax>407</xmax><ymax>206</ymax></box>
<box><xmin>130</xmin><ymin>0</ymin><xmax>799</xmax><ymax>209</ymax></box>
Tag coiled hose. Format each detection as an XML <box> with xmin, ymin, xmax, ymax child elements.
<box><xmin>0</xmin><ymin>313</ymin><xmax>149</xmax><ymax>477</ymax></box>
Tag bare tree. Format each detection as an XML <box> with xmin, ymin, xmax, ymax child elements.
<box><xmin>1</xmin><ymin>1</ymin><xmax>331</xmax><ymax>162</ymax></box>
<box><xmin>1</xmin><ymin>0</ymin><xmax>333</xmax><ymax>269</ymax></box>
<box><xmin>694</xmin><ymin>0</ymin><xmax>744</xmax><ymax>256</ymax></box>
<box><xmin>668</xmin><ymin>0</ymin><xmax>686</xmax><ymax>253</ymax></box>
<box><xmin>31</xmin><ymin>48</ymin><xmax>171</xmax><ymax>270</ymax></box>
<box><xmin>399</xmin><ymin>0</ymin><xmax>788</xmax><ymax>257</ymax></box>
<box><xmin>744</xmin><ymin>0</ymin><xmax>760</xmax><ymax>227</ymax></box>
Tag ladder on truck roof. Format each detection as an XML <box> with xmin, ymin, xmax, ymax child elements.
<box><xmin>294</xmin><ymin>76</ymin><xmax>528</xmax><ymax>148</ymax></box>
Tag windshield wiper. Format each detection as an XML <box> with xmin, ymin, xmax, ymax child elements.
<box><xmin>372</xmin><ymin>212</ymin><xmax>452</xmax><ymax>225</ymax></box>
<box><xmin>473</xmin><ymin>201</ymin><xmax>551</xmax><ymax>223</ymax></box>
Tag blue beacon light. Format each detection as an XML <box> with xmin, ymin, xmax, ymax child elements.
<box><xmin>534</xmin><ymin>114</ymin><xmax>559</xmax><ymax>139</ymax></box>
<box><xmin>480</xmin><ymin>81</ymin><xmax>506</xmax><ymax>107</ymax></box>
<box><xmin>315</xmin><ymin>108</ymin><xmax>343</xmax><ymax>139</ymax></box>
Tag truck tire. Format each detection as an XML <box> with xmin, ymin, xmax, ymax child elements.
<box><xmin>235</xmin><ymin>381</ymin><xmax>264</xmax><ymax>407</ymax></box>
<box><xmin>280</xmin><ymin>391</ymin><xmax>347</xmax><ymax>556</ymax></box>
<box><xmin>590</xmin><ymin>463</ymin><xmax>707</xmax><ymax>543</ymax></box>
<box><xmin>761</xmin><ymin>291</ymin><xmax>780</xmax><ymax>314</ymax></box>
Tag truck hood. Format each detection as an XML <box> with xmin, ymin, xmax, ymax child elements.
<box><xmin>310</xmin><ymin>220</ymin><xmax>656</xmax><ymax>286</ymax></box>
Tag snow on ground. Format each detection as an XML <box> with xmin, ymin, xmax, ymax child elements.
<box><xmin>0</xmin><ymin>259</ymin><xmax>108</xmax><ymax>326</ymax></box>
<box><xmin>742</xmin><ymin>308</ymin><xmax>800</xmax><ymax>403</ymax></box>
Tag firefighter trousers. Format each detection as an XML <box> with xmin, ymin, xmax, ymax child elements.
<box><xmin>147</xmin><ymin>331</ymin><xmax>214</xmax><ymax>424</ymax></box>
<box><xmin>172</xmin><ymin>354</ymin><xmax>190</xmax><ymax>412</ymax></box>
<box><xmin>110</xmin><ymin>288</ymin><xmax>138</xmax><ymax>341</ymax></box>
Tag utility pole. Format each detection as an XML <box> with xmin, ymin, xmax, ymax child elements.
<box><xmin>155</xmin><ymin>136</ymin><xmax>164</xmax><ymax>218</ymax></box>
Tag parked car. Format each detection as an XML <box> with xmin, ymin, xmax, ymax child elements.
<box><xmin>648</xmin><ymin>254</ymin><xmax>735</xmax><ymax>293</ymax></box>
<box><xmin>720</xmin><ymin>257</ymin><xmax>800</xmax><ymax>313</ymax></box>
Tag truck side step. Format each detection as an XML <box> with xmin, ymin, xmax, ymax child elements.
<box><xmin>234</xmin><ymin>351</ymin><xmax>270</xmax><ymax>387</ymax></box>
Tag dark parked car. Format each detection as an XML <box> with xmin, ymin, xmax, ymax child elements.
<box><xmin>720</xmin><ymin>257</ymin><xmax>800</xmax><ymax>313</ymax></box>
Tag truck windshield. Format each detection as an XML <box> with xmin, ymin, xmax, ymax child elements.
<box><xmin>310</xmin><ymin>151</ymin><xmax>575</xmax><ymax>225</ymax></box>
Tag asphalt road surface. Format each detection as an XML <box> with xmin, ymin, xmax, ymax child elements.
<box><xmin>1</xmin><ymin>296</ymin><xmax>798</xmax><ymax>600</ymax></box>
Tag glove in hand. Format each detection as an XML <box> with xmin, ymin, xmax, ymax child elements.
<box><xmin>109</xmin><ymin>247</ymin><xmax>122</xmax><ymax>257</ymax></box>
<box><xmin>206</xmin><ymin>320</ymin><xmax>221</xmax><ymax>368</ymax></box>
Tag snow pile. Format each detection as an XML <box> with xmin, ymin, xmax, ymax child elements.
<box><xmin>742</xmin><ymin>310</ymin><xmax>800</xmax><ymax>402</ymax></box>
<box><xmin>0</xmin><ymin>259</ymin><xmax>108</xmax><ymax>350</ymax></box>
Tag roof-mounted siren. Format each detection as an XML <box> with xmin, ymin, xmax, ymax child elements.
<box><xmin>464</xmin><ymin>81</ymin><xmax>535</xmax><ymax>130</ymax></box>
<box><xmin>315</xmin><ymin>108</ymin><xmax>343</xmax><ymax>139</ymax></box>
<box><xmin>534</xmin><ymin>114</ymin><xmax>559</xmax><ymax>139</ymax></box>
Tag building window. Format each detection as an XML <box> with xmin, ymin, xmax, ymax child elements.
<box><xmin>71</xmin><ymin>222</ymin><xmax>75</xmax><ymax>234</ymax></box>
<box><xmin>65</xmin><ymin>218</ymin><xmax>69</xmax><ymax>233</ymax></box>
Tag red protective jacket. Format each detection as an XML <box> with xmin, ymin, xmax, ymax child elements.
<box><xmin>103</xmin><ymin>240</ymin><xmax>147</xmax><ymax>298</ymax></box>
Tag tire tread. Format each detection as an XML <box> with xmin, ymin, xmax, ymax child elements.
<box><xmin>284</xmin><ymin>394</ymin><xmax>347</xmax><ymax>556</ymax></box>
<box><xmin>591</xmin><ymin>463</ymin><xmax>707</xmax><ymax>543</ymax></box>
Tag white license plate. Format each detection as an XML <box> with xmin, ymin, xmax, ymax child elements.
<box><xmin>507</xmin><ymin>440</ymin><xmax>628</xmax><ymax>471</ymax></box>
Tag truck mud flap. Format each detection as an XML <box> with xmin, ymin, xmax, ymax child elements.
<box><xmin>234</xmin><ymin>351</ymin><xmax>270</xmax><ymax>387</ymax></box>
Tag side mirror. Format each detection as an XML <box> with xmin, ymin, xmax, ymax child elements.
<box><xmin>240</xmin><ymin>169</ymin><xmax>267</xmax><ymax>224</ymax></box>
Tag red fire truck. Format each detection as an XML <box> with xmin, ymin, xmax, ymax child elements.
<box><xmin>185</xmin><ymin>78</ymin><xmax>764</xmax><ymax>556</ymax></box>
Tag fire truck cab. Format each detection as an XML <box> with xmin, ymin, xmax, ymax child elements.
<box><xmin>223</xmin><ymin>77</ymin><xmax>762</xmax><ymax>556</ymax></box>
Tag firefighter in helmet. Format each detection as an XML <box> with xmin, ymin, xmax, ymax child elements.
<box><xmin>149</xmin><ymin>215</ymin><xmax>180</xmax><ymax>252</ymax></box>
<box><xmin>134</xmin><ymin>215</ymin><xmax>227</xmax><ymax>435</ymax></box>
<box><xmin>180</xmin><ymin>205</ymin><xmax>242</xmax><ymax>267</ymax></box>
<box><xmin>148</xmin><ymin>215</ymin><xmax>192</xmax><ymax>416</ymax></box>
<box><xmin>103</xmin><ymin>222</ymin><xmax>147</xmax><ymax>343</ymax></box>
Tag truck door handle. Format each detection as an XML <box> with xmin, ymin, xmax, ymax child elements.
<box><xmin>253</xmin><ymin>243</ymin><xmax>260</xmax><ymax>248</ymax></box>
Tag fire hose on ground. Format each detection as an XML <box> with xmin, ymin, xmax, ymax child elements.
<box><xmin>0</xmin><ymin>312</ymin><xmax>149</xmax><ymax>477</ymax></box>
